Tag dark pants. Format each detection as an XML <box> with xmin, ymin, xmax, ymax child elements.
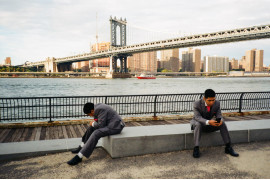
<box><xmin>80</xmin><ymin>126</ymin><xmax>123</xmax><ymax>158</ymax></box>
<box><xmin>192</xmin><ymin>121</ymin><xmax>231</xmax><ymax>147</ymax></box>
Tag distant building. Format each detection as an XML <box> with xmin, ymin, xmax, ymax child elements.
<box><xmin>127</xmin><ymin>51</ymin><xmax>157</xmax><ymax>73</ymax></box>
<box><xmin>263</xmin><ymin>65</ymin><xmax>269</xmax><ymax>71</ymax></box>
<box><xmin>245</xmin><ymin>49</ymin><xmax>264</xmax><ymax>72</ymax></box>
<box><xmin>160</xmin><ymin>49</ymin><xmax>179</xmax><ymax>72</ymax></box>
<box><xmin>200</xmin><ymin>60</ymin><xmax>204</xmax><ymax>71</ymax></box>
<box><xmin>255</xmin><ymin>50</ymin><xmax>264</xmax><ymax>72</ymax></box>
<box><xmin>1</xmin><ymin>57</ymin><xmax>11</xmax><ymax>66</ymax></box>
<box><xmin>90</xmin><ymin>42</ymin><xmax>111</xmax><ymax>73</ymax></box>
<box><xmin>72</xmin><ymin>61</ymin><xmax>90</xmax><ymax>72</ymax></box>
<box><xmin>72</xmin><ymin>42</ymin><xmax>110</xmax><ymax>72</ymax></box>
<box><xmin>181</xmin><ymin>48</ymin><xmax>201</xmax><ymax>72</ymax></box>
<box><xmin>204</xmin><ymin>56</ymin><xmax>229</xmax><ymax>72</ymax></box>
<box><xmin>179</xmin><ymin>60</ymin><xmax>182</xmax><ymax>70</ymax></box>
<box><xmin>229</xmin><ymin>58</ymin><xmax>239</xmax><ymax>70</ymax></box>
<box><xmin>239</xmin><ymin>56</ymin><xmax>246</xmax><ymax>70</ymax></box>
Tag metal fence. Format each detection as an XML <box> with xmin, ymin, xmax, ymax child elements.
<box><xmin>0</xmin><ymin>92</ymin><xmax>270</xmax><ymax>122</ymax></box>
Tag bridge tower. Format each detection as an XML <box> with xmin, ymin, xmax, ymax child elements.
<box><xmin>107</xmin><ymin>16</ymin><xmax>131</xmax><ymax>78</ymax></box>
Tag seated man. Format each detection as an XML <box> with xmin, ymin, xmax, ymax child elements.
<box><xmin>190</xmin><ymin>89</ymin><xmax>239</xmax><ymax>158</ymax></box>
<box><xmin>67</xmin><ymin>102</ymin><xmax>125</xmax><ymax>165</ymax></box>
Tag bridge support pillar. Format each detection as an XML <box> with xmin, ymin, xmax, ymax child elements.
<box><xmin>44</xmin><ymin>57</ymin><xmax>57</xmax><ymax>72</ymax></box>
<box><xmin>106</xmin><ymin>55</ymin><xmax>131</xmax><ymax>78</ymax></box>
<box><xmin>109</xmin><ymin>56</ymin><xmax>113</xmax><ymax>73</ymax></box>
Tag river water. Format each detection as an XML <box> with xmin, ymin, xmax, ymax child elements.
<box><xmin>0</xmin><ymin>77</ymin><xmax>270</xmax><ymax>97</ymax></box>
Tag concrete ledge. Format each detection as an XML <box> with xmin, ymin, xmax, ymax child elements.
<box><xmin>0</xmin><ymin>138</ymin><xmax>103</xmax><ymax>161</ymax></box>
<box><xmin>102</xmin><ymin>119</ymin><xmax>270</xmax><ymax>158</ymax></box>
<box><xmin>0</xmin><ymin>119</ymin><xmax>269</xmax><ymax>161</ymax></box>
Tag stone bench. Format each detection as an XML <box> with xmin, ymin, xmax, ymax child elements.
<box><xmin>0</xmin><ymin>120</ymin><xmax>269</xmax><ymax>161</ymax></box>
<box><xmin>102</xmin><ymin>119</ymin><xmax>270</xmax><ymax>158</ymax></box>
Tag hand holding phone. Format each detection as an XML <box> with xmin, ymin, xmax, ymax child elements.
<box><xmin>216</xmin><ymin>118</ymin><xmax>221</xmax><ymax>123</ymax></box>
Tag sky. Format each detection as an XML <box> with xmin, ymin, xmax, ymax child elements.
<box><xmin>0</xmin><ymin>0</ymin><xmax>270</xmax><ymax>66</ymax></box>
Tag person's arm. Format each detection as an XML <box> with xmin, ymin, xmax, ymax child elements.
<box><xmin>215</xmin><ymin>101</ymin><xmax>223</xmax><ymax>119</ymax></box>
<box><xmin>92</xmin><ymin>109</ymin><xmax>107</xmax><ymax>129</ymax></box>
<box><xmin>215</xmin><ymin>101</ymin><xmax>223</xmax><ymax>126</ymax></box>
<box><xmin>193</xmin><ymin>102</ymin><xmax>208</xmax><ymax>125</ymax></box>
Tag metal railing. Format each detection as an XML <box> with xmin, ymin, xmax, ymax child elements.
<box><xmin>1</xmin><ymin>92</ymin><xmax>270</xmax><ymax>122</ymax></box>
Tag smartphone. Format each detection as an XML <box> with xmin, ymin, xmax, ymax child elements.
<box><xmin>216</xmin><ymin>118</ymin><xmax>221</xmax><ymax>123</ymax></box>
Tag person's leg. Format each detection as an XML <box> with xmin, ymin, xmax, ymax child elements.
<box><xmin>193</xmin><ymin>122</ymin><xmax>219</xmax><ymax>158</ymax></box>
<box><xmin>202</xmin><ymin>124</ymin><xmax>220</xmax><ymax>132</ymax></box>
<box><xmin>219</xmin><ymin>122</ymin><xmax>239</xmax><ymax>157</ymax></box>
<box><xmin>82</xmin><ymin>126</ymin><xmax>96</xmax><ymax>143</ymax></box>
<box><xmin>80</xmin><ymin>128</ymin><xmax>122</xmax><ymax>158</ymax></box>
<box><xmin>68</xmin><ymin>127</ymin><xmax>123</xmax><ymax>165</ymax></box>
<box><xmin>193</xmin><ymin>121</ymin><xmax>202</xmax><ymax>147</ymax></box>
<box><xmin>72</xmin><ymin>125</ymin><xmax>96</xmax><ymax>154</ymax></box>
<box><xmin>219</xmin><ymin>122</ymin><xmax>231</xmax><ymax>145</ymax></box>
<box><xmin>192</xmin><ymin>121</ymin><xmax>202</xmax><ymax>158</ymax></box>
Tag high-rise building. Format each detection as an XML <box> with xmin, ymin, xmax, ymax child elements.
<box><xmin>204</xmin><ymin>56</ymin><xmax>229</xmax><ymax>72</ymax></box>
<box><xmin>239</xmin><ymin>56</ymin><xmax>246</xmax><ymax>70</ymax></box>
<box><xmin>181</xmin><ymin>48</ymin><xmax>201</xmax><ymax>72</ymax></box>
<box><xmin>127</xmin><ymin>51</ymin><xmax>157</xmax><ymax>73</ymax></box>
<box><xmin>245</xmin><ymin>49</ymin><xmax>256</xmax><ymax>72</ymax></box>
<box><xmin>200</xmin><ymin>60</ymin><xmax>204</xmax><ymax>71</ymax></box>
<box><xmin>72</xmin><ymin>42</ymin><xmax>111</xmax><ymax>72</ymax></box>
<box><xmin>255</xmin><ymin>50</ymin><xmax>264</xmax><ymax>72</ymax></box>
<box><xmin>229</xmin><ymin>58</ymin><xmax>239</xmax><ymax>70</ymax></box>
<box><xmin>245</xmin><ymin>49</ymin><xmax>264</xmax><ymax>72</ymax></box>
<box><xmin>160</xmin><ymin>49</ymin><xmax>179</xmax><ymax>72</ymax></box>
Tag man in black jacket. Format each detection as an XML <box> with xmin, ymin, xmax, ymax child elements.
<box><xmin>190</xmin><ymin>89</ymin><xmax>239</xmax><ymax>158</ymax></box>
<box><xmin>67</xmin><ymin>102</ymin><xmax>125</xmax><ymax>165</ymax></box>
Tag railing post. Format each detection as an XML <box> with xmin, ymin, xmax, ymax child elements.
<box><xmin>239</xmin><ymin>93</ymin><xmax>244</xmax><ymax>113</ymax></box>
<box><xmin>48</xmin><ymin>97</ymin><xmax>53</xmax><ymax>123</ymax></box>
<box><xmin>153</xmin><ymin>95</ymin><xmax>157</xmax><ymax>118</ymax></box>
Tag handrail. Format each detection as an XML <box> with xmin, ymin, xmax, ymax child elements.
<box><xmin>0</xmin><ymin>91</ymin><xmax>270</xmax><ymax>122</ymax></box>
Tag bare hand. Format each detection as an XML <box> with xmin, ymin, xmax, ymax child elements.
<box><xmin>89</xmin><ymin>120</ymin><xmax>94</xmax><ymax>126</ymax></box>
<box><xmin>217</xmin><ymin>120</ymin><xmax>223</xmax><ymax>126</ymax></box>
<box><xmin>209</xmin><ymin>120</ymin><xmax>222</xmax><ymax>127</ymax></box>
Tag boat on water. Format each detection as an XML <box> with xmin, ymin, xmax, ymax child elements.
<box><xmin>137</xmin><ymin>73</ymin><xmax>156</xmax><ymax>79</ymax></box>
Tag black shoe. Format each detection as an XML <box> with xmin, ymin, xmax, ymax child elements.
<box><xmin>67</xmin><ymin>155</ymin><xmax>82</xmax><ymax>166</ymax></box>
<box><xmin>225</xmin><ymin>146</ymin><xmax>239</xmax><ymax>157</ymax></box>
<box><xmin>193</xmin><ymin>146</ymin><xmax>200</xmax><ymax>158</ymax></box>
<box><xmin>71</xmin><ymin>146</ymin><xmax>82</xmax><ymax>154</ymax></box>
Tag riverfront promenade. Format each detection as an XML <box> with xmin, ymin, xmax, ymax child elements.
<box><xmin>0</xmin><ymin>141</ymin><xmax>269</xmax><ymax>178</ymax></box>
<box><xmin>0</xmin><ymin>113</ymin><xmax>270</xmax><ymax>178</ymax></box>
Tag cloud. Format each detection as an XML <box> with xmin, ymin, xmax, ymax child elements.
<box><xmin>0</xmin><ymin>0</ymin><xmax>270</xmax><ymax>65</ymax></box>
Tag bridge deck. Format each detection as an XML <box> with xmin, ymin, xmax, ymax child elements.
<box><xmin>0</xmin><ymin>114</ymin><xmax>270</xmax><ymax>143</ymax></box>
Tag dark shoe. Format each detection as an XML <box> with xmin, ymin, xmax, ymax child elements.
<box><xmin>67</xmin><ymin>155</ymin><xmax>82</xmax><ymax>166</ymax></box>
<box><xmin>225</xmin><ymin>146</ymin><xmax>239</xmax><ymax>157</ymax></box>
<box><xmin>71</xmin><ymin>146</ymin><xmax>82</xmax><ymax>154</ymax></box>
<box><xmin>193</xmin><ymin>146</ymin><xmax>200</xmax><ymax>158</ymax></box>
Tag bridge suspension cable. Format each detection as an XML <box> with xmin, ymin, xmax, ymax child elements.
<box><xmin>126</xmin><ymin>23</ymin><xmax>190</xmax><ymax>45</ymax></box>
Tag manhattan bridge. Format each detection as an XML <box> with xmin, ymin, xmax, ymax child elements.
<box><xmin>25</xmin><ymin>16</ymin><xmax>270</xmax><ymax>78</ymax></box>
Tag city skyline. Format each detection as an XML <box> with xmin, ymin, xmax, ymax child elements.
<box><xmin>0</xmin><ymin>0</ymin><xmax>270</xmax><ymax>66</ymax></box>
